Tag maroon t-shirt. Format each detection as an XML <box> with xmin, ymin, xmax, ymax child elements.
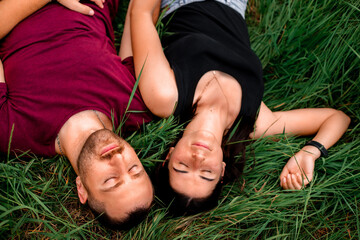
<box><xmin>0</xmin><ymin>1</ymin><xmax>152</xmax><ymax>156</ymax></box>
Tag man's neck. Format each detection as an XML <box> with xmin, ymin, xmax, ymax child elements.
<box><xmin>56</xmin><ymin>110</ymin><xmax>112</xmax><ymax>174</ymax></box>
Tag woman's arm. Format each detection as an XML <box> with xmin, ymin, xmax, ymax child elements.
<box><xmin>129</xmin><ymin>0</ymin><xmax>178</xmax><ymax>118</ymax></box>
<box><xmin>252</xmin><ymin>102</ymin><xmax>351</xmax><ymax>189</ymax></box>
<box><xmin>253</xmin><ymin>102</ymin><xmax>350</xmax><ymax>148</ymax></box>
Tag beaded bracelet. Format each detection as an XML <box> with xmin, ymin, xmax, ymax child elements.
<box><xmin>304</xmin><ymin>140</ymin><xmax>328</xmax><ymax>157</ymax></box>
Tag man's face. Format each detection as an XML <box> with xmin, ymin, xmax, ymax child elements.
<box><xmin>76</xmin><ymin>129</ymin><xmax>153</xmax><ymax>220</ymax></box>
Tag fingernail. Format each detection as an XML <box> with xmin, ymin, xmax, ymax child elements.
<box><xmin>89</xmin><ymin>9</ymin><xmax>95</xmax><ymax>15</ymax></box>
<box><xmin>283</xmin><ymin>178</ymin><xmax>286</xmax><ymax>183</ymax></box>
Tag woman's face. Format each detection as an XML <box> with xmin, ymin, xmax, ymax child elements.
<box><xmin>168</xmin><ymin>131</ymin><xmax>226</xmax><ymax>199</ymax></box>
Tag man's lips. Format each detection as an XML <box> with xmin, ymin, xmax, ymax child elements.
<box><xmin>192</xmin><ymin>143</ymin><xmax>211</xmax><ymax>151</ymax></box>
<box><xmin>100</xmin><ymin>143</ymin><xmax>118</xmax><ymax>155</ymax></box>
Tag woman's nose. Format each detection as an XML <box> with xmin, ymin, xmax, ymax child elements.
<box><xmin>192</xmin><ymin>152</ymin><xmax>205</xmax><ymax>162</ymax></box>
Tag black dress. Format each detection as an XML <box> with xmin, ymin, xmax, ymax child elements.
<box><xmin>161</xmin><ymin>1</ymin><xmax>264</xmax><ymax>122</ymax></box>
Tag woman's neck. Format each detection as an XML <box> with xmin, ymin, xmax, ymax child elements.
<box><xmin>191</xmin><ymin>71</ymin><xmax>242</xmax><ymax>137</ymax></box>
<box><xmin>183</xmin><ymin>106</ymin><xmax>227</xmax><ymax>143</ymax></box>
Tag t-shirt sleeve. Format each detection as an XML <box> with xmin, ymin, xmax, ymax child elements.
<box><xmin>0</xmin><ymin>83</ymin><xmax>7</xmax><ymax>108</ymax></box>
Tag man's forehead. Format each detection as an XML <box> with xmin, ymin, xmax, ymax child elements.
<box><xmin>102</xmin><ymin>179</ymin><xmax>154</xmax><ymax>219</ymax></box>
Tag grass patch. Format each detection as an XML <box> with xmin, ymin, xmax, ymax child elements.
<box><xmin>1</xmin><ymin>0</ymin><xmax>359</xmax><ymax>239</ymax></box>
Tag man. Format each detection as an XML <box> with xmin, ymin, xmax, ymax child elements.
<box><xmin>0</xmin><ymin>0</ymin><xmax>154</xmax><ymax>229</ymax></box>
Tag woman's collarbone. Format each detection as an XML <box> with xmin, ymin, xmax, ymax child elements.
<box><xmin>194</xmin><ymin>70</ymin><xmax>242</xmax><ymax>117</ymax></box>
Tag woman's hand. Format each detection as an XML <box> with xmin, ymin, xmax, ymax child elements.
<box><xmin>0</xmin><ymin>59</ymin><xmax>5</xmax><ymax>83</ymax></box>
<box><xmin>56</xmin><ymin>0</ymin><xmax>105</xmax><ymax>16</ymax></box>
<box><xmin>280</xmin><ymin>145</ymin><xmax>320</xmax><ymax>190</ymax></box>
<box><xmin>254</xmin><ymin>102</ymin><xmax>350</xmax><ymax>190</ymax></box>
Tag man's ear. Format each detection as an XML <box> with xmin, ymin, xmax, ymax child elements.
<box><xmin>165</xmin><ymin>147</ymin><xmax>175</xmax><ymax>161</ymax></box>
<box><xmin>221</xmin><ymin>162</ymin><xmax>226</xmax><ymax>177</ymax></box>
<box><xmin>76</xmin><ymin>176</ymin><xmax>88</xmax><ymax>204</ymax></box>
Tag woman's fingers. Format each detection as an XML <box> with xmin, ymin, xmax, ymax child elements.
<box><xmin>282</xmin><ymin>173</ymin><xmax>311</xmax><ymax>190</ymax></box>
<box><xmin>280</xmin><ymin>176</ymin><xmax>286</xmax><ymax>188</ymax></box>
<box><xmin>286</xmin><ymin>174</ymin><xmax>295</xmax><ymax>189</ymax></box>
<box><xmin>292</xmin><ymin>174</ymin><xmax>302</xmax><ymax>190</ymax></box>
<box><xmin>90</xmin><ymin>0</ymin><xmax>104</xmax><ymax>9</ymax></box>
<box><xmin>57</xmin><ymin>0</ymin><xmax>95</xmax><ymax>16</ymax></box>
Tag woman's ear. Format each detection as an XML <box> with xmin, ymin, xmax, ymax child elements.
<box><xmin>76</xmin><ymin>176</ymin><xmax>88</xmax><ymax>204</ymax></box>
<box><xmin>221</xmin><ymin>162</ymin><xmax>226</xmax><ymax>177</ymax></box>
<box><xmin>165</xmin><ymin>147</ymin><xmax>175</xmax><ymax>160</ymax></box>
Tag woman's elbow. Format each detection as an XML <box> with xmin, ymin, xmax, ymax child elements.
<box><xmin>330</xmin><ymin>109</ymin><xmax>351</xmax><ymax>130</ymax></box>
<box><xmin>338</xmin><ymin>110</ymin><xmax>351</xmax><ymax>127</ymax></box>
<box><xmin>142</xmin><ymin>89</ymin><xmax>177</xmax><ymax>118</ymax></box>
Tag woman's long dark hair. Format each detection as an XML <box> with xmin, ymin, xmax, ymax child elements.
<box><xmin>153</xmin><ymin>101</ymin><xmax>256</xmax><ymax>216</ymax></box>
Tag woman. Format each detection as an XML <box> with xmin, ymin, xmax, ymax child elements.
<box><xmin>120</xmin><ymin>0</ymin><xmax>350</xmax><ymax>215</ymax></box>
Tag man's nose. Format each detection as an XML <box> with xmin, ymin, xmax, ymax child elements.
<box><xmin>110</xmin><ymin>152</ymin><xmax>125</xmax><ymax>167</ymax></box>
<box><xmin>110</xmin><ymin>153</ymin><xmax>132</xmax><ymax>180</ymax></box>
<box><xmin>111</xmin><ymin>152</ymin><xmax>123</xmax><ymax>160</ymax></box>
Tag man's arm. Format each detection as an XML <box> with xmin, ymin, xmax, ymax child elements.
<box><xmin>130</xmin><ymin>0</ymin><xmax>178</xmax><ymax>118</ymax></box>
<box><xmin>0</xmin><ymin>59</ymin><xmax>4</xmax><ymax>83</ymax></box>
<box><xmin>252</xmin><ymin>102</ymin><xmax>351</xmax><ymax>189</ymax></box>
<box><xmin>119</xmin><ymin>0</ymin><xmax>159</xmax><ymax>59</ymax></box>
<box><xmin>0</xmin><ymin>0</ymin><xmax>104</xmax><ymax>39</ymax></box>
<box><xmin>1</xmin><ymin>59</ymin><xmax>7</xmax><ymax>110</ymax></box>
<box><xmin>0</xmin><ymin>0</ymin><xmax>50</xmax><ymax>39</ymax></box>
<box><xmin>118</xmin><ymin>0</ymin><xmax>135</xmax><ymax>60</ymax></box>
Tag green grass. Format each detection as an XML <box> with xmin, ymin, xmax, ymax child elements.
<box><xmin>1</xmin><ymin>0</ymin><xmax>359</xmax><ymax>239</ymax></box>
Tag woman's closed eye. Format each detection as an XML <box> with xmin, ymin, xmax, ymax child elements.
<box><xmin>199</xmin><ymin>175</ymin><xmax>215</xmax><ymax>181</ymax></box>
<box><xmin>200</xmin><ymin>170</ymin><xmax>215</xmax><ymax>181</ymax></box>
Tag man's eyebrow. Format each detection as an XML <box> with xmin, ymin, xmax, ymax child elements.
<box><xmin>131</xmin><ymin>169</ymin><xmax>145</xmax><ymax>179</ymax></box>
<box><xmin>173</xmin><ymin>167</ymin><xmax>188</xmax><ymax>173</ymax></box>
<box><xmin>199</xmin><ymin>176</ymin><xmax>215</xmax><ymax>182</ymax></box>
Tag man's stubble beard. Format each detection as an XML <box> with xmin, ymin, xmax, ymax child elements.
<box><xmin>77</xmin><ymin>129</ymin><xmax>124</xmax><ymax>181</ymax></box>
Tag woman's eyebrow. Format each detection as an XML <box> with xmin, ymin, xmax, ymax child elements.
<box><xmin>173</xmin><ymin>167</ymin><xmax>188</xmax><ymax>173</ymax></box>
<box><xmin>179</xmin><ymin>162</ymin><xmax>189</xmax><ymax>167</ymax></box>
